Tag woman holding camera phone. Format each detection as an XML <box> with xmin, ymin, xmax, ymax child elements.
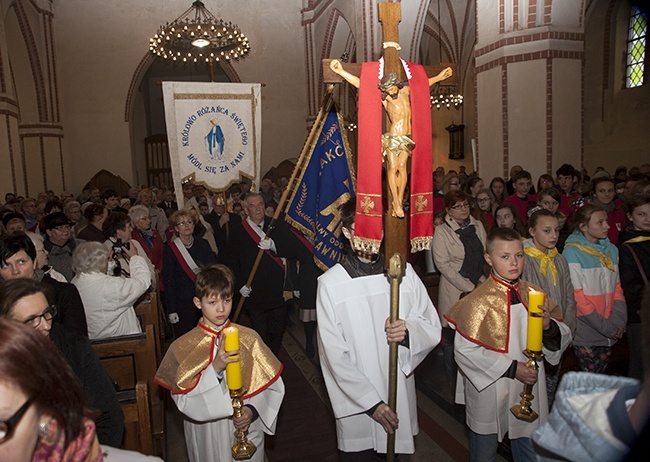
<box><xmin>71</xmin><ymin>241</ymin><xmax>151</xmax><ymax>340</ymax></box>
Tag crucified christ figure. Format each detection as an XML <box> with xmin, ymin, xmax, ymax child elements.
<box><xmin>330</xmin><ymin>59</ymin><xmax>452</xmax><ymax>218</ymax></box>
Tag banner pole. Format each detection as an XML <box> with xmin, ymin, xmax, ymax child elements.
<box><xmin>232</xmin><ymin>86</ymin><xmax>336</xmax><ymax>322</ymax></box>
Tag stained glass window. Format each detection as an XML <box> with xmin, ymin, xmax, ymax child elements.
<box><xmin>626</xmin><ymin>6</ymin><xmax>647</xmax><ymax>88</ymax></box>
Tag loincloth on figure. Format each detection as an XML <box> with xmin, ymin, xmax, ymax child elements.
<box><xmin>382</xmin><ymin>134</ymin><xmax>415</xmax><ymax>158</ymax></box>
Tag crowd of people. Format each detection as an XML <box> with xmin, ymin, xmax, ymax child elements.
<box><xmin>430</xmin><ymin>162</ymin><xmax>650</xmax><ymax>460</ymax></box>
<box><xmin>1</xmin><ymin>161</ymin><xmax>649</xmax><ymax>460</ymax></box>
<box><xmin>431</xmin><ymin>162</ymin><xmax>650</xmax><ymax>377</ymax></box>
<box><xmin>0</xmin><ymin>176</ymin><xmax>310</xmax><ymax>460</ymax></box>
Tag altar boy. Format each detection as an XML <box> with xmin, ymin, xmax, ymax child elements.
<box><xmin>444</xmin><ymin>228</ymin><xmax>571</xmax><ymax>461</ymax></box>
<box><xmin>317</xmin><ymin>198</ymin><xmax>441</xmax><ymax>459</ymax></box>
<box><xmin>155</xmin><ymin>264</ymin><xmax>284</xmax><ymax>462</ymax></box>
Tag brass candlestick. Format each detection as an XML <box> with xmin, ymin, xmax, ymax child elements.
<box><xmin>230</xmin><ymin>387</ymin><xmax>257</xmax><ymax>460</ymax></box>
<box><xmin>510</xmin><ymin>349</ymin><xmax>544</xmax><ymax>422</ymax></box>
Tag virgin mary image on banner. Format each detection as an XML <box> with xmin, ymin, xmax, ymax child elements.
<box><xmin>163</xmin><ymin>82</ymin><xmax>262</xmax><ymax>204</ymax></box>
<box><xmin>206</xmin><ymin>119</ymin><xmax>225</xmax><ymax>161</ymax></box>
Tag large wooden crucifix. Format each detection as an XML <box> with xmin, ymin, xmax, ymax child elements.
<box><xmin>323</xmin><ymin>2</ymin><xmax>455</xmax><ymax>261</ymax></box>
<box><xmin>323</xmin><ymin>3</ymin><xmax>455</xmax><ymax>460</ymax></box>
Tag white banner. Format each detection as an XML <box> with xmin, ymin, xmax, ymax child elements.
<box><xmin>163</xmin><ymin>82</ymin><xmax>261</xmax><ymax>205</ymax></box>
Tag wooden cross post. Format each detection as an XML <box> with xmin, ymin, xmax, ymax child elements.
<box><xmin>379</xmin><ymin>3</ymin><xmax>408</xmax><ymax>261</ymax></box>
<box><xmin>323</xmin><ymin>6</ymin><xmax>456</xmax><ymax>262</ymax></box>
<box><xmin>323</xmin><ymin>2</ymin><xmax>455</xmax><ymax>459</ymax></box>
<box><xmin>378</xmin><ymin>6</ymin><xmax>407</xmax><ymax>460</ymax></box>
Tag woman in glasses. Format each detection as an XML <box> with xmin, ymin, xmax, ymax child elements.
<box><xmin>0</xmin><ymin>318</ymin><xmax>102</xmax><ymax>461</ymax></box>
<box><xmin>431</xmin><ymin>190</ymin><xmax>487</xmax><ymax>395</ymax></box>
<box><xmin>0</xmin><ymin>278</ymin><xmax>123</xmax><ymax>448</ymax></box>
<box><xmin>474</xmin><ymin>188</ymin><xmax>496</xmax><ymax>231</ymax></box>
<box><xmin>162</xmin><ymin>209</ymin><xmax>216</xmax><ymax>338</ymax></box>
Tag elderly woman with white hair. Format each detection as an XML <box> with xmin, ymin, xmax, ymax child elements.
<box><xmin>25</xmin><ymin>231</ymin><xmax>67</xmax><ymax>282</ymax></box>
<box><xmin>71</xmin><ymin>241</ymin><xmax>151</xmax><ymax>340</ymax></box>
<box><xmin>128</xmin><ymin>204</ymin><xmax>164</xmax><ymax>280</ymax></box>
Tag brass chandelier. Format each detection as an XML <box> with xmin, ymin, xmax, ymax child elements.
<box><xmin>149</xmin><ymin>1</ymin><xmax>250</xmax><ymax>63</ymax></box>
<box><xmin>431</xmin><ymin>86</ymin><xmax>464</xmax><ymax>110</ymax></box>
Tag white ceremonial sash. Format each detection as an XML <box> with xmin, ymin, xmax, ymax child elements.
<box><xmin>246</xmin><ymin>217</ymin><xmax>266</xmax><ymax>240</ymax></box>
<box><xmin>171</xmin><ymin>237</ymin><xmax>200</xmax><ymax>279</ymax></box>
<box><xmin>245</xmin><ymin>217</ymin><xmax>287</xmax><ymax>269</ymax></box>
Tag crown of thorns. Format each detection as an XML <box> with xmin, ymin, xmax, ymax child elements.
<box><xmin>378</xmin><ymin>73</ymin><xmax>404</xmax><ymax>91</ymax></box>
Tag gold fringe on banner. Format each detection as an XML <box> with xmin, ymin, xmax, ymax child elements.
<box><xmin>410</xmin><ymin>236</ymin><xmax>432</xmax><ymax>252</ymax></box>
<box><xmin>352</xmin><ymin>237</ymin><xmax>382</xmax><ymax>256</ymax></box>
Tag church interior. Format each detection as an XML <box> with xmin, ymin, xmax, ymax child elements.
<box><xmin>0</xmin><ymin>0</ymin><xmax>648</xmax><ymax>198</ymax></box>
<box><xmin>0</xmin><ymin>0</ymin><xmax>649</xmax><ymax>461</ymax></box>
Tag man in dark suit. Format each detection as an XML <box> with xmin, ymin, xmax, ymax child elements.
<box><xmin>159</xmin><ymin>190</ymin><xmax>178</xmax><ymax>212</ymax></box>
<box><xmin>225</xmin><ymin>192</ymin><xmax>293</xmax><ymax>355</ymax></box>
<box><xmin>204</xmin><ymin>193</ymin><xmax>241</xmax><ymax>261</ymax></box>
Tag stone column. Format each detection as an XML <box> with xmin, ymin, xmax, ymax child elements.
<box><xmin>0</xmin><ymin>0</ymin><xmax>65</xmax><ymax>198</ymax></box>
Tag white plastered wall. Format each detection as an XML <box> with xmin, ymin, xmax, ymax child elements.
<box><xmin>54</xmin><ymin>0</ymin><xmax>306</xmax><ymax>194</ymax></box>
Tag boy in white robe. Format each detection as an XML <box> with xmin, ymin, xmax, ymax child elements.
<box><xmin>155</xmin><ymin>264</ymin><xmax>284</xmax><ymax>462</ymax></box>
<box><xmin>317</xmin><ymin>198</ymin><xmax>441</xmax><ymax>460</ymax></box>
<box><xmin>444</xmin><ymin>228</ymin><xmax>572</xmax><ymax>462</ymax></box>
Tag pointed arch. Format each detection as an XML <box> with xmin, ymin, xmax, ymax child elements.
<box><xmin>9</xmin><ymin>0</ymin><xmax>47</xmax><ymax>120</ymax></box>
<box><xmin>124</xmin><ymin>53</ymin><xmax>242</xmax><ymax>122</ymax></box>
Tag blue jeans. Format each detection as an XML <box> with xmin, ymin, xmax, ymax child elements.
<box><xmin>469</xmin><ymin>431</ymin><xmax>536</xmax><ymax>462</ymax></box>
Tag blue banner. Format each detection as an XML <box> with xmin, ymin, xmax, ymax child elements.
<box><xmin>285</xmin><ymin>106</ymin><xmax>356</xmax><ymax>270</ymax></box>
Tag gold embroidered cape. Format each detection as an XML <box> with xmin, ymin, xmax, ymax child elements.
<box><xmin>443</xmin><ymin>275</ymin><xmax>563</xmax><ymax>353</ymax></box>
<box><xmin>155</xmin><ymin>321</ymin><xmax>283</xmax><ymax>399</ymax></box>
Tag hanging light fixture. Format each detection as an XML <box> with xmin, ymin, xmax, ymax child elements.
<box><xmin>149</xmin><ymin>1</ymin><xmax>251</xmax><ymax>64</ymax></box>
<box><xmin>431</xmin><ymin>86</ymin><xmax>464</xmax><ymax>109</ymax></box>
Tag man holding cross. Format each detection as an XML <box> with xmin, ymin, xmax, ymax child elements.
<box><xmin>318</xmin><ymin>5</ymin><xmax>451</xmax><ymax>460</ymax></box>
<box><xmin>317</xmin><ymin>198</ymin><xmax>441</xmax><ymax>460</ymax></box>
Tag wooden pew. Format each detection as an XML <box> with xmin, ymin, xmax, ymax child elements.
<box><xmin>135</xmin><ymin>291</ymin><xmax>162</xmax><ymax>362</ymax></box>
<box><xmin>133</xmin><ymin>292</ymin><xmax>167</xmax><ymax>456</ymax></box>
<box><xmin>91</xmin><ymin>325</ymin><xmax>157</xmax><ymax>392</ymax></box>
<box><xmin>118</xmin><ymin>381</ymin><xmax>153</xmax><ymax>455</ymax></box>
<box><xmin>91</xmin><ymin>324</ymin><xmax>165</xmax><ymax>457</ymax></box>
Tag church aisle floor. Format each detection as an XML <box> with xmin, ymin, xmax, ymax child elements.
<box><xmin>164</xmin><ymin>312</ymin><xmax>508</xmax><ymax>461</ymax></box>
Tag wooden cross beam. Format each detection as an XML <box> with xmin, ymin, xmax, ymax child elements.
<box><xmin>323</xmin><ymin>2</ymin><xmax>456</xmax><ymax>261</ymax></box>
<box><xmin>322</xmin><ymin>60</ymin><xmax>457</xmax><ymax>85</ymax></box>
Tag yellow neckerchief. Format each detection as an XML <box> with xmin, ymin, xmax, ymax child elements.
<box><xmin>622</xmin><ymin>235</ymin><xmax>650</xmax><ymax>245</ymax></box>
<box><xmin>524</xmin><ymin>246</ymin><xmax>559</xmax><ymax>286</ymax></box>
<box><xmin>564</xmin><ymin>242</ymin><xmax>614</xmax><ymax>272</ymax></box>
